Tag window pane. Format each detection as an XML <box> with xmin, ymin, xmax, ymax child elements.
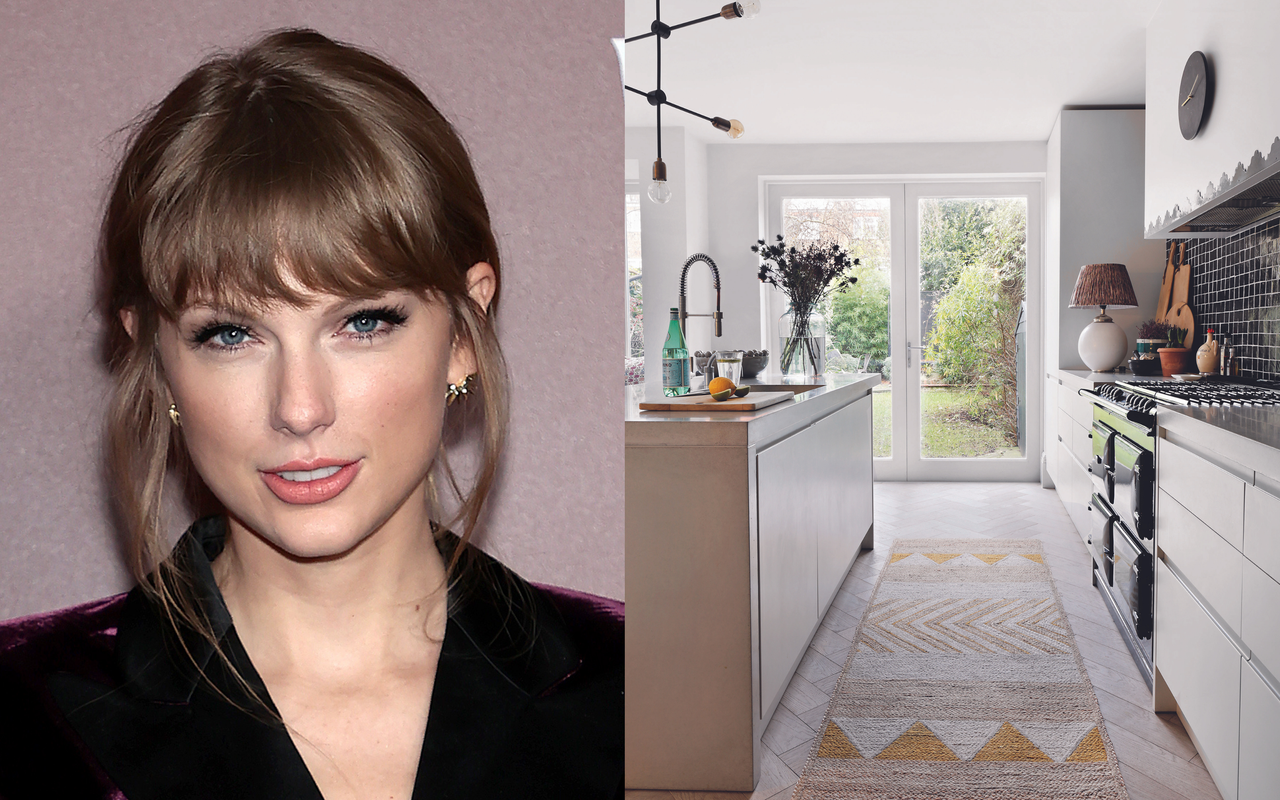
<box><xmin>782</xmin><ymin>197</ymin><xmax>891</xmax><ymax>458</ymax></box>
<box><xmin>626</xmin><ymin>192</ymin><xmax>643</xmax><ymax>358</ymax></box>
<box><xmin>917</xmin><ymin>197</ymin><xmax>1027</xmax><ymax>459</ymax></box>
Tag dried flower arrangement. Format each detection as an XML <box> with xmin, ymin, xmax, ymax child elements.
<box><xmin>753</xmin><ymin>235</ymin><xmax>858</xmax><ymax>373</ymax></box>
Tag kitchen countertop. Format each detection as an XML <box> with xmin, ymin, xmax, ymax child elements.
<box><xmin>1158</xmin><ymin>404</ymin><xmax>1280</xmax><ymax>482</ymax></box>
<box><xmin>625</xmin><ymin>372</ymin><xmax>881</xmax><ymax>448</ymax></box>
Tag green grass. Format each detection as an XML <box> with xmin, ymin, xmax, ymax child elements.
<box><xmin>870</xmin><ymin>384</ymin><xmax>1020</xmax><ymax>459</ymax></box>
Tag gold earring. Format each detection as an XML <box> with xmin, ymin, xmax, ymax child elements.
<box><xmin>445</xmin><ymin>374</ymin><xmax>476</xmax><ymax>406</ymax></box>
<box><xmin>168</xmin><ymin>404</ymin><xmax>182</xmax><ymax>427</ymax></box>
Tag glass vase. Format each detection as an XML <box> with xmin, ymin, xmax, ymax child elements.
<box><xmin>778</xmin><ymin>306</ymin><xmax>827</xmax><ymax>377</ymax></box>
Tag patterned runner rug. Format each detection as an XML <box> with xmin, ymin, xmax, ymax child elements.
<box><xmin>792</xmin><ymin>538</ymin><xmax>1129</xmax><ymax>800</ymax></box>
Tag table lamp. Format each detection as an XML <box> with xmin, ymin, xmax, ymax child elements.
<box><xmin>1069</xmin><ymin>263</ymin><xmax>1138</xmax><ymax>372</ymax></box>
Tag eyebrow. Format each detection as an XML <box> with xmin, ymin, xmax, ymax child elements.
<box><xmin>182</xmin><ymin>291</ymin><xmax>404</xmax><ymax>320</ymax></box>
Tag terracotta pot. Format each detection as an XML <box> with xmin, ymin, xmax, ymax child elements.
<box><xmin>1157</xmin><ymin>347</ymin><xmax>1193</xmax><ymax>377</ymax></box>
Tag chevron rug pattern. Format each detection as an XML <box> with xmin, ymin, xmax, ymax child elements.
<box><xmin>792</xmin><ymin>538</ymin><xmax>1129</xmax><ymax>799</ymax></box>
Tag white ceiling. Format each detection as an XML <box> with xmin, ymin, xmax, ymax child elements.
<box><xmin>622</xmin><ymin>0</ymin><xmax>1161</xmax><ymax>144</ymax></box>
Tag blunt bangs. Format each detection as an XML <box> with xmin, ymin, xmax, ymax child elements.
<box><xmin>136</xmin><ymin>72</ymin><xmax>453</xmax><ymax>316</ymax></box>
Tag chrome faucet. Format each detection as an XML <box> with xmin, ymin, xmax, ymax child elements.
<box><xmin>677</xmin><ymin>253</ymin><xmax>724</xmax><ymax>339</ymax></box>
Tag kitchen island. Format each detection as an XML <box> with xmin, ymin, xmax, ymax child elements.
<box><xmin>625</xmin><ymin>372</ymin><xmax>879</xmax><ymax>792</ymax></box>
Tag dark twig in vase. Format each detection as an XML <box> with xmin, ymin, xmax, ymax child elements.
<box><xmin>753</xmin><ymin>235</ymin><xmax>858</xmax><ymax>374</ymax></box>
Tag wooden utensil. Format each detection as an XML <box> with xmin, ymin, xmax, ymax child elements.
<box><xmin>1155</xmin><ymin>243</ymin><xmax>1177</xmax><ymax>324</ymax></box>
<box><xmin>1168</xmin><ymin>243</ymin><xmax>1196</xmax><ymax>342</ymax></box>
<box><xmin>639</xmin><ymin>390</ymin><xmax>793</xmax><ymax>412</ymax></box>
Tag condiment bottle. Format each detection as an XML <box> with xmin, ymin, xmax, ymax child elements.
<box><xmin>1196</xmin><ymin>328</ymin><xmax>1219</xmax><ymax>374</ymax></box>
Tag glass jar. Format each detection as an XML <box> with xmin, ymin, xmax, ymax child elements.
<box><xmin>778</xmin><ymin>306</ymin><xmax>827</xmax><ymax>376</ymax></box>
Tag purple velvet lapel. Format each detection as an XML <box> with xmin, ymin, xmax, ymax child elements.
<box><xmin>0</xmin><ymin>518</ymin><xmax>624</xmax><ymax>800</ymax></box>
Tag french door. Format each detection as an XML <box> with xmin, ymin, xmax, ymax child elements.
<box><xmin>765</xmin><ymin>180</ymin><xmax>1041</xmax><ymax>481</ymax></box>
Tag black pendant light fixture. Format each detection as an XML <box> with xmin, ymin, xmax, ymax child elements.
<box><xmin>625</xmin><ymin>1</ymin><xmax>760</xmax><ymax>204</ymax></box>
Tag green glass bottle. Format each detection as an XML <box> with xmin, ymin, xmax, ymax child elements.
<box><xmin>662</xmin><ymin>307</ymin><xmax>690</xmax><ymax>397</ymax></box>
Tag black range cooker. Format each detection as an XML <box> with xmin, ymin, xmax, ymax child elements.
<box><xmin>1078</xmin><ymin>377</ymin><xmax>1280</xmax><ymax>690</ymax></box>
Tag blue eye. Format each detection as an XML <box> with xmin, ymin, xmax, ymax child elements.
<box><xmin>192</xmin><ymin>322</ymin><xmax>252</xmax><ymax>350</ymax></box>
<box><xmin>349</xmin><ymin>314</ymin><xmax>380</xmax><ymax>334</ymax></box>
<box><xmin>214</xmin><ymin>327</ymin><xmax>249</xmax><ymax>347</ymax></box>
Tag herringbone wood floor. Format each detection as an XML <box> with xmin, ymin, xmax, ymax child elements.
<box><xmin>627</xmin><ymin>482</ymin><xmax>1223</xmax><ymax>800</ymax></box>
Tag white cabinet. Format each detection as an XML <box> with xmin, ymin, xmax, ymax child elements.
<box><xmin>758</xmin><ymin>395</ymin><xmax>873</xmax><ymax>716</ymax></box>
<box><xmin>757</xmin><ymin>421</ymin><xmax>820</xmax><ymax>716</ymax></box>
<box><xmin>1154</xmin><ymin>560</ymin><xmax>1241</xmax><ymax>800</ymax></box>
<box><xmin>816</xmin><ymin>396</ymin><xmax>873</xmax><ymax>611</ymax></box>
<box><xmin>1238</xmin><ymin>660</ymin><xmax>1280</xmax><ymax>800</ymax></box>
<box><xmin>1158</xmin><ymin>438</ymin><xmax>1245</xmax><ymax>549</ymax></box>
<box><xmin>1153</xmin><ymin>425</ymin><xmax>1280</xmax><ymax>800</ymax></box>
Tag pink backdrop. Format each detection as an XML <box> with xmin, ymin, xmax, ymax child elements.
<box><xmin>0</xmin><ymin>1</ymin><xmax>623</xmax><ymax>617</ymax></box>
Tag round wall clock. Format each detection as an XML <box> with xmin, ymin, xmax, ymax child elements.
<box><xmin>1178</xmin><ymin>51</ymin><xmax>1212</xmax><ymax>140</ymax></box>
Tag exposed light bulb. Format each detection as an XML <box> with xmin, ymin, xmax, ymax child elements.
<box><xmin>648</xmin><ymin>180</ymin><xmax>672</xmax><ymax>204</ymax></box>
<box><xmin>727</xmin><ymin>119</ymin><xmax>745</xmax><ymax>139</ymax></box>
<box><xmin>738</xmin><ymin>1</ymin><xmax>761</xmax><ymax>19</ymax></box>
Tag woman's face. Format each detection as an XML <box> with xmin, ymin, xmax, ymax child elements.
<box><xmin>149</xmin><ymin>265</ymin><xmax>493</xmax><ymax>560</ymax></box>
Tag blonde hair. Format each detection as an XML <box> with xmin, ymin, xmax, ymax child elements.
<box><xmin>98</xmin><ymin>29</ymin><xmax>509</xmax><ymax>682</ymax></box>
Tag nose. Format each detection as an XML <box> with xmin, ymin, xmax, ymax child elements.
<box><xmin>270</xmin><ymin>345</ymin><xmax>335</xmax><ymax>437</ymax></box>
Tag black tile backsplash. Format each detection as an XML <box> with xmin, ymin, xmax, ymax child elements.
<box><xmin>1175</xmin><ymin>219</ymin><xmax>1280</xmax><ymax>380</ymax></box>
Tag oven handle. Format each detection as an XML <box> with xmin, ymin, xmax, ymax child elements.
<box><xmin>1078</xmin><ymin>388</ymin><xmax>1156</xmax><ymax>433</ymax></box>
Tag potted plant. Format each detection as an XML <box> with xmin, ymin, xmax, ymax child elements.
<box><xmin>753</xmin><ymin>235</ymin><xmax>858</xmax><ymax>376</ymax></box>
<box><xmin>1135</xmin><ymin>319</ymin><xmax>1169</xmax><ymax>356</ymax></box>
<box><xmin>1158</xmin><ymin>325</ymin><xmax>1193</xmax><ymax>377</ymax></box>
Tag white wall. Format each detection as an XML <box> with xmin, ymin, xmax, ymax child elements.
<box><xmin>705</xmin><ymin>142</ymin><xmax>1047</xmax><ymax>352</ymax></box>
<box><xmin>625</xmin><ymin>125</ymin><xmax>713</xmax><ymax>396</ymax></box>
<box><xmin>1053</xmin><ymin>110</ymin><xmax>1165</xmax><ymax>370</ymax></box>
<box><xmin>1145</xmin><ymin>0</ymin><xmax>1280</xmax><ymax>233</ymax></box>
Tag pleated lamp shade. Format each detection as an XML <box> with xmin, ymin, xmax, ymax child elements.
<box><xmin>1069</xmin><ymin>263</ymin><xmax>1138</xmax><ymax>309</ymax></box>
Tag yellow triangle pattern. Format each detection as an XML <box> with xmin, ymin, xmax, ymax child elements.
<box><xmin>972</xmin><ymin>722</ymin><xmax>1052</xmax><ymax>761</ymax></box>
<box><xmin>890</xmin><ymin>553</ymin><xmax>912</xmax><ymax>564</ymax></box>
<box><xmin>972</xmin><ymin>553</ymin><xmax>1008</xmax><ymax>565</ymax></box>
<box><xmin>1066</xmin><ymin>727</ymin><xmax>1107</xmax><ymax>762</ymax></box>
<box><xmin>817</xmin><ymin>722</ymin><xmax>862</xmax><ymax>759</ymax></box>
<box><xmin>875</xmin><ymin>721</ymin><xmax>959</xmax><ymax>761</ymax></box>
<box><xmin>924</xmin><ymin>553</ymin><xmax>962</xmax><ymax>565</ymax></box>
<box><xmin>1021</xmin><ymin>553</ymin><xmax>1044</xmax><ymax>564</ymax></box>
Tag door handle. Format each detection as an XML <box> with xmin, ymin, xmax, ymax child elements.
<box><xmin>906</xmin><ymin>341</ymin><xmax>926</xmax><ymax>368</ymax></box>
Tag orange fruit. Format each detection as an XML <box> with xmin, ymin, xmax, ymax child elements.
<box><xmin>708</xmin><ymin>376</ymin><xmax>736</xmax><ymax>395</ymax></box>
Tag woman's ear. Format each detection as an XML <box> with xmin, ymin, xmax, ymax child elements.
<box><xmin>446</xmin><ymin>263</ymin><xmax>496</xmax><ymax>384</ymax></box>
<box><xmin>119</xmin><ymin>308</ymin><xmax>138</xmax><ymax>341</ymax></box>
<box><xmin>465</xmin><ymin>262</ymin><xmax>496</xmax><ymax>315</ymax></box>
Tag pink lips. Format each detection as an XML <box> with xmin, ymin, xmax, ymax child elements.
<box><xmin>260</xmin><ymin>458</ymin><xmax>361</xmax><ymax>505</ymax></box>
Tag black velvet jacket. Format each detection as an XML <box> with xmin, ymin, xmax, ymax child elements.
<box><xmin>0</xmin><ymin>518</ymin><xmax>624</xmax><ymax>799</ymax></box>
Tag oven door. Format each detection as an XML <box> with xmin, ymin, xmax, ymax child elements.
<box><xmin>1088</xmin><ymin>493</ymin><xmax>1115</xmax><ymax>585</ymax></box>
<box><xmin>1109</xmin><ymin>520</ymin><xmax>1154</xmax><ymax>654</ymax></box>
<box><xmin>1113</xmin><ymin>434</ymin><xmax>1155</xmax><ymax>540</ymax></box>
<box><xmin>1089</xmin><ymin>420</ymin><xmax>1117</xmax><ymax>500</ymax></box>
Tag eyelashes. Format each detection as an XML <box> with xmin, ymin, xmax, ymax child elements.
<box><xmin>189</xmin><ymin>304</ymin><xmax>411</xmax><ymax>352</ymax></box>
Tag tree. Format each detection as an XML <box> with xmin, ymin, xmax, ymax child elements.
<box><xmin>829</xmin><ymin>264</ymin><xmax>890</xmax><ymax>368</ymax></box>
<box><xmin>924</xmin><ymin>199</ymin><xmax>1026</xmax><ymax>442</ymax></box>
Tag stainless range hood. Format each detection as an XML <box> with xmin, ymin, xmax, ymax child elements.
<box><xmin>1147</xmin><ymin>136</ymin><xmax>1280</xmax><ymax>239</ymax></box>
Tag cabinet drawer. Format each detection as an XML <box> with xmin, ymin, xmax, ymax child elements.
<box><xmin>1159</xmin><ymin>489</ymin><xmax>1243</xmax><ymax>636</ymax></box>
<box><xmin>1244</xmin><ymin>483</ymin><xmax>1280</xmax><ymax>584</ymax></box>
<box><xmin>1158</xmin><ymin>439</ymin><xmax>1245</xmax><ymax>550</ymax></box>
<box><xmin>1069</xmin><ymin>419</ymin><xmax>1092</xmax><ymax>472</ymax></box>
<box><xmin>1063</xmin><ymin>385</ymin><xmax>1093</xmax><ymax>428</ymax></box>
<box><xmin>1242</xmin><ymin>557</ymin><xmax>1280</xmax><ymax>673</ymax></box>
<box><xmin>1154</xmin><ymin>559</ymin><xmax>1241</xmax><ymax>800</ymax></box>
<box><xmin>1238</xmin><ymin>659</ymin><xmax>1280</xmax><ymax>800</ymax></box>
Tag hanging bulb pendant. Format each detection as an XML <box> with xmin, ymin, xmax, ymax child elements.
<box><xmin>648</xmin><ymin>158</ymin><xmax>672</xmax><ymax>204</ymax></box>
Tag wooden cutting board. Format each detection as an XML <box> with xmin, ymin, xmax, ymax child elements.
<box><xmin>1168</xmin><ymin>243</ymin><xmax>1195</xmax><ymax>342</ymax></box>
<box><xmin>639</xmin><ymin>390</ymin><xmax>793</xmax><ymax>412</ymax></box>
<box><xmin>1155</xmin><ymin>243</ymin><xmax>1177</xmax><ymax>324</ymax></box>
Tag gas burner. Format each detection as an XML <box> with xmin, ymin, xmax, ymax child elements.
<box><xmin>1117</xmin><ymin>379</ymin><xmax>1280</xmax><ymax>408</ymax></box>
